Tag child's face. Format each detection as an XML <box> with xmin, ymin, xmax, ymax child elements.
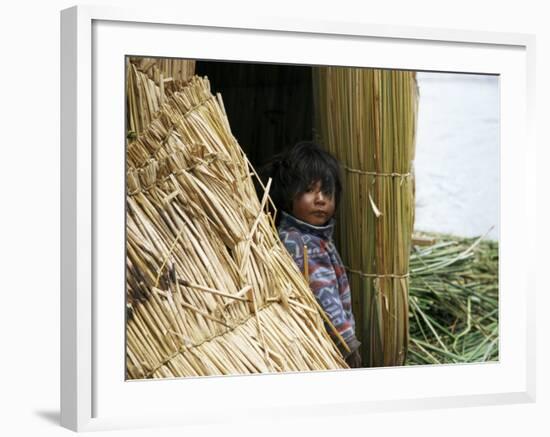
<box><xmin>292</xmin><ymin>180</ymin><xmax>336</xmax><ymax>226</ymax></box>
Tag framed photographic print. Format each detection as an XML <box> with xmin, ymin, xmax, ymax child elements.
<box><xmin>61</xmin><ymin>5</ymin><xmax>536</xmax><ymax>432</ymax></box>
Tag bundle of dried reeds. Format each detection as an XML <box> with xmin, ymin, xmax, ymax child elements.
<box><xmin>127</xmin><ymin>57</ymin><xmax>196</xmax><ymax>138</ymax></box>
<box><xmin>127</xmin><ymin>62</ymin><xmax>162</xmax><ymax>137</ymax></box>
<box><xmin>130</xmin><ymin>57</ymin><xmax>196</xmax><ymax>86</ymax></box>
<box><xmin>126</xmin><ymin>75</ymin><xmax>347</xmax><ymax>378</ymax></box>
<box><xmin>313</xmin><ymin>67</ymin><xmax>418</xmax><ymax>367</ymax></box>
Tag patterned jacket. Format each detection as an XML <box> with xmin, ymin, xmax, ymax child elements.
<box><xmin>278</xmin><ymin>211</ymin><xmax>360</xmax><ymax>357</ymax></box>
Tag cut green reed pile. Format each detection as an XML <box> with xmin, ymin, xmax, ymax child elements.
<box><xmin>313</xmin><ymin>68</ymin><xmax>418</xmax><ymax>367</ymax></box>
<box><xmin>407</xmin><ymin>232</ymin><xmax>499</xmax><ymax>365</ymax></box>
<box><xmin>126</xmin><ymin>72</ymin><xmax>347</xmax><ymax>378</ymax></box>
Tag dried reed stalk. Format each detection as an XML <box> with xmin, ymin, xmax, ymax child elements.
<box><xmin>126</xmin><ymin>75</ymin><xmax>347</xmax><ymax>378</ymax></box>
<box><xmin>313</xmin><ymin>67</ymin><xmax>418</xmax><ymax>367</ymax></box>
<box><xmin>126</xmin><ymin>62</ymin><xmax>162</xmax><ymax>136</ymax></box>
<box><xmin>127</xmin><ymin>57</ymin><xmax>196</xmax><ymax>138</ymax></box>
<box><xmin>129</xmin><ymin>57</ymin><xmax>196</xmax><ymax>87</ymax></box>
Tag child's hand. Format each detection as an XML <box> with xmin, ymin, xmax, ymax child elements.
<box><xmin>346</xmin><ymin>349</ymin><xmax>362</xmax><ymax>368</ymax></box>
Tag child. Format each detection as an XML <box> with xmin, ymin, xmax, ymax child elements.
<box><xmin>268</xmin><ymin>141</ymin><xmax>361</xmax><ymax>368</ymax></box>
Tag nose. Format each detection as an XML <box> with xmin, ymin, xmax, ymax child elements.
<box><xmin>315</xmin><ymin>190</ymin><xmax>327</xmax><ymax>204</ymax></box>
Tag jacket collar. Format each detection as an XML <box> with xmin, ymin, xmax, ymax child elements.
<box><xmin>279</xmin><ymin>211</ymin><xmax>335</xmax><ymax>240</ymax></box>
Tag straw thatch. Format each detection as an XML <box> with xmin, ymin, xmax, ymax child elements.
<box><xmin>126</xmin><ymin>73</ymin><xmax>347</xmax><ymax>378</ymax></box>
<box><xmin>129</xmin><ymin>56</ymin><xmax>196</xmax><ymax>86</ymax></box>
<box><xmin>313</xmin><ymin>67</ymin><xmax>418</xmax><ymax>367</ymax></box>
<box><xmin>127</xmin><ymin>57</ymin><xmax>196</xmax><ymax>137</ymax></box>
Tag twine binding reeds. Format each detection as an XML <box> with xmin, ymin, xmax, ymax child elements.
<box><xmin>343</xmin><ymin>165</ymin><xmax>411</xmax><ymax>178</ymax></box>
<box><xmin>126</xmin><ymin>64</ymin><xmax>347</xmax><ymax>378</ymax></box>
<box><xmin>345</xmin><ymin>267</ymin><xmax>410</xmax><ymax>279</ymax></box>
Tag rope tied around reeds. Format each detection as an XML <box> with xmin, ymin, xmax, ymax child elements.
<box><xmin>342</xmin><ymin>165</ymin><xmax>412</xmax><ymax>190</ymax></box>
<box><xmin>344</xmin><ymin>267</ymin><xmax>410</xmax><ymax>279</ymax></box>
<box><xmin>342</xmin><ymin>165</ymin><xmax>411</xmax><ymax>179</ymax></box>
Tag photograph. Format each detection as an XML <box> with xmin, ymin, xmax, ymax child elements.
<box><xmin>124</xmin><ymin>56</ymin><xmax>499</xmax><ymax>379</ymax></box>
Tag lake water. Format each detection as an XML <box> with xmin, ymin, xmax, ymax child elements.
<box><xmin>414</xmin><ymin>72</ymin><xmax>500</xmax><ymax>241</ymax></box>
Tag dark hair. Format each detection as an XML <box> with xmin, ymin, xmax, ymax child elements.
<box><xmin>259</xmin><ymin>141</ymin><xmax>342</xmax><ymax>217</ymax></box>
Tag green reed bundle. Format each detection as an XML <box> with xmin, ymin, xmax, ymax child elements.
<box><xmin>313</xmin><ymin>67</ymin><xmax>418</xmax><ymax>367</ymax></box>
<box><xmin>126</xmin><ymin>75</ymin><xmax>347</xmax><ymax>378</ymax></box>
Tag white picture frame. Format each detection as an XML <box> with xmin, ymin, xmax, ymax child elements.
<box><xmin>60</xmin><ymin>5</ymin><xmax>536</xmax><ymax>432</ymax></box>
